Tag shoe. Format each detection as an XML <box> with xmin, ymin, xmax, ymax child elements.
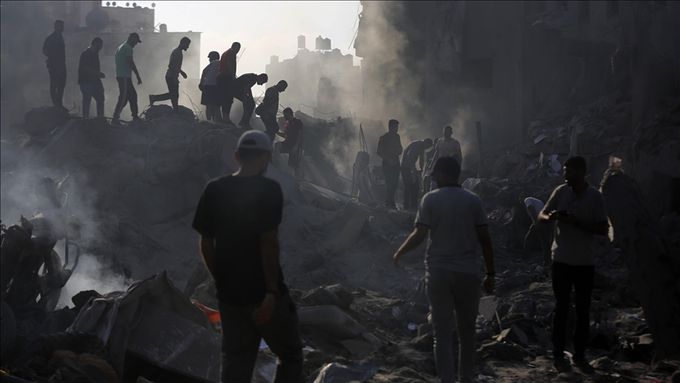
<box><xmin>553</xmin><ymin>357</ymin><xmax>572</xmax><ymax>373</ymax></box>
<box><xmin>573</xmin><ymin>356</ymin><xmax>595</xmax><ymax>374</ymax></box>
<box><xmin>149</xmin><ymin>95</ymin><xmax>155</xmax><ymax>106</ymax></box>
<box><xmin>132</xmin><ymin>116</ymin><xmax>142</xmax><ymax>122</ymax></box>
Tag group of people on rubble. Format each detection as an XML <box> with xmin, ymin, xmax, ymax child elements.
<box><xmin>43</xmin><ymin>21</ymin><xmax>303</xmax><ymax>176</ymax></box>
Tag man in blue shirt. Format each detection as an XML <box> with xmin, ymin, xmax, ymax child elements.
<box><xmin>42</xmin><ymin>20</ymin><xmax>66</xmax><ymax>108</ymax></box>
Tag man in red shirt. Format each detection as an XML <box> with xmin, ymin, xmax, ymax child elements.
<box><xmin>274</xmin><ymin>107</ymin><xmax>304</xmax><ymax>178</ymax></box>
<box><xmin>217</xmin><ymin>42</ymin><xmax>240</xmax><ymax>125</ymax></box>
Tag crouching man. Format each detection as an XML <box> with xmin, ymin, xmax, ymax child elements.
<box><xmin>192</xmin><ymin>130</ymin><xmax>303</xmax><ymax>383</ymax></box>
<box><xmin>394</xmin><ymin>157</ymin><xmax>495</xmax><ymax>383</ymax></box>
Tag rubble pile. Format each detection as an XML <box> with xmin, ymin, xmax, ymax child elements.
<box><xmin>1</xmin><ymin>97</ymin><xmax>679</xmax><ymax>382</ymax></box>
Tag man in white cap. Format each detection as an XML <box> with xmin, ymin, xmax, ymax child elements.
<box><xmin>192</xmin><ymin>130</ymin><xmax>303</xmax><ymax>383</ymax></box>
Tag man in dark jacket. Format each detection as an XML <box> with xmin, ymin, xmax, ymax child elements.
<box><xmin>377</xmin><ymin>119</ymin><xmax>403</xmax><ymax>209</ymax></box>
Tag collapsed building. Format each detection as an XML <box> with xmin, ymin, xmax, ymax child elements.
<box><xmin>1</xmin><ymin>1</ymin><xmax>680</xmax><ymax>382</ymax></box>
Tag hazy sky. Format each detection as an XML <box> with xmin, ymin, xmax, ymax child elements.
<box><xmin>112</xmin><ymin>1</ymin><xmax>362</xmax><ymax>87</ymax></box>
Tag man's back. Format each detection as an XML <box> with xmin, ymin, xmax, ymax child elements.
<box><xmin>378</xmin><ymin>132</ymin><xmax>402</xmax><ymax>164</ymax></box>
<box><xmin>402</xmin><ymin>140</ymin><xmax>424</xmax><ymax>168</ymax></box>
<box><xmin>262</xmin><ymin>86</ymin><xmax>279</xmax><ymax>115</ymax></box>
<box><xmin>78</xmin><ymin>49</ymin><xmax>101</xmax><ymax>86</ymax></box>
<box><xmin>192</xmin><ymin>175</ymin><xmax>288</xmax><ymax>306</ymax></box>
<box><xmin>115</xmin><ymin>42</ymin><xmax>133</xmax><ymax>78</ymax></box>
<box><xmin>218</xmin><ymin>48</ymin><xmax>237</xmax><ymax>77</ymax></box>
<box><xmin>416</xmin><ymin>186</ymin><xmax>488</xmax><ymax>275</ymax></box>
<box><xmin>437</xmin><ymin>137</ymin><xmax>462</xmax><ymax>163</ymax></box>
<box><xmin>43</xmin><ymin>33</ymin><xmax>65</xmax><ymax>69</ymax></box>
<box><xmin>165</xmin><ymin>47</ymin><xmax>183</xmax><ymax>78</ymax></box>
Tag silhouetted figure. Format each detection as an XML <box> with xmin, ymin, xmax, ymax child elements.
<box><xmin>200</xmin><ymin>51</ymin><xmax>221</xmax><ymax>122</ymax></box>
<box><xmin>538</xmin><ymin>156</ymin><xmax>609</xmax><ymax>374</ymax></box>
<box><xmin>427</xmin><ymin>125</ymin><xmax>463</xmax><ymax>191</ymax></box>
<box><xmin>233</xmin><ymin>73</ymin><xmax>268</xmax><ymax>129</ymax></box>
<box><xmin>273</xmin><ymin>107</ymin><xmax>304</xmax><ymax>178</ymax></box>
<box><xmin>256</xmin><ymin>80</ymin><xmax>288</xmax><ymax>143</ymax></box>
<box><xmin>78</xmin><ymin>37</ymin><xmax>105</xmax><ymax>118</ymax></box>
<box><xmin>377</xmin><ymin>119</ymin><xmax>403</xmax><ymax>209</ymax></box>
<box><xmin>193</xmin><ymin>130</ymin><xmax>303</xmax><ymax>383</ymax></box>
<box><xmin>217</xmin><ymin>42</ymin><xmax>240</xmax><ymax>125</ymax></box>
<box><xmin>401</xmin><ymin>138</ymin><xmax>433</xmax><ymax>210</ymax></box>
<box><xmin>42</xmin><ymin>20</ymin><xmax>66</xmax><ymax>108</ymax></box>
<box><xmin>150</xmin><ymin>37</ymin><xmax>191</xmax><ymax>113</ymax></box>
<box><xmin>112</xmin><ymin>33</ymin><xmax>143</xmax><ymax>125</ymax></box>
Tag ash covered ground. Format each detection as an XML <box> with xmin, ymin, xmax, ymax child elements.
<box><xmin>1</xmin><ymin>98</ymin><xmax>679</xmax><ymax>382</ymax></box>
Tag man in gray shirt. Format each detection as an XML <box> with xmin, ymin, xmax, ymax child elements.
<box><xmin>150</xmin><ymin>37</ymin><xmax>191</xmax><ymax>113</ymax></box>
<box><xmin>401</xmin><ymin>138</ymin><xmax>433</xmax><ymax>210</ymax></box>
<box><xmin>539</xmin><ymin>156</ymin><xmax>608</xmax><ymax>374</ymax></box>
<box><xmin>394</xmin><ymin>157</ymin><xmax>495</xmax><ymax>383</ymax></box>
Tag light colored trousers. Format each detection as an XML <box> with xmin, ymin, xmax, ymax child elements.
<box><xmin>426</xmin><ymin>268</ymin><xmax>481</xmax><ymax>383</ymax></box>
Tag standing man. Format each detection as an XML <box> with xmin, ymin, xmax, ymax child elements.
<box><xmin>233</xmin><ymin>73</ymin><xmax>268</xmax><ymax>129</ymax></box>
<box><xmin>192</xmin><ymin>130</ymin><xmax>303</xmax><ymax>383</ymax></box>
<box><xmin>429</xmin><ymin>125</ymin><xmax>463</xmax><ymax>170</ymax></box>
<box><xmin>376</xmin><ymin>119</ymin><xmax>403</xmax><ymax>210</ymax></box>
<box><xmin>200</xmin><ymin>51</ymin><xmax>221</xmax><ymax>122</ymax></box>
<box><xmin>78</xmin><ymin>37</ymin><xmax>105</xmax><ymax>118</ymax></box>
<box><xmin>256</xmin><ymin>80</ymin><xmax>288</xmax><ymax>143</ymax></box>
<box><xmin>217</xmin><ymin>42</ymin><xmax>241</xmax><ymax>125</ymax></box>
<box><xmin>42</xmin><ymin>20</ymin><xmax>66</xmax><ymax>108</ymax></box>
<box><xmin>538</xmin><ymin>156</ymin><xmax>608</xmax><ymax>374</ymax></box>
<box><xmin>401</xmin><ymin>138</ymin><xmax>433</xmax><ymax>210</ymax></box>
<box><xmin>150</xmin><ymin>37</ymin><xmax>190</xmax><ymax>113</ymax></box>
<box><xmin>273</xmin><ymin>107</ymin><xmax>304</xmax><ymax>178</ymax></box>
<box><xmin>112</xmin><ymin>33</ymin><xmax>143</xmax><ymax>125</ymax></box>
<box><xmin>394</xmin><ymin>157</ymin><xmax>495</xmax><ymax>383</ymax></box>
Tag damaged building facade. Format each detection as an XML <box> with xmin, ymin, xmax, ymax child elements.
<box><xmin>355</xmin><ymin>1</ymin><xmax>680</xmax><ymax>141</ymax></box>
<box><xmin>266</xmin><ymin>36</ymin><xmax>362</xmax><ymax>119</ymax></box>
<box><xmin>0</xmin><ymin>1</ymin><xmax>202</xmax><ymax>123</ymax></box>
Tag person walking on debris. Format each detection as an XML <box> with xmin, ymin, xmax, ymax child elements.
<box><xmin>217</xmin><ymin>42</ymin><xmax>240</xmax><ymax>125</ymax></box>
<box><xmin>199</xmin><ymin>51</ymin><xmax>221</xmax><ymax>122</ymax></box>
<box><xmin>42</xmin><ymin>20</ymin><xmax>67</xmax><ymax>109</ymax></box>
<box><xmin>192</xmin><ymin>130</ymin><xmax>303</xmax><ymax>383</ymax></box>
<box><xmin>523</xmin><ymin>196</ymin><xmax>551</xmax><ymax>266</ymax></box>
<box><xmin>394</xmin><ymin>157</ymin><xmax>495</xmax><ymax>383</ymax></box>
<box><xmin>149</xmin><ymin>37</ymin><xmax>191</xmax><ymax>113</ymax></box>
<box><xmin>401</xmin><ymin>138</ymin><xmax>433</xmax><ymax>210</ymax></box>
<box><xmin>376</xmin><ymin>119</ymin><xmax>403</xmax><ymax>209</ymax></box>
<box><xmin>256</xmin><ymin>80</ymin><xmax>288</xmax><ymax>143</ymax></box>
<box><xmin>112</xmin><ymin>33</ymin><xmax>143</xmax><ymax>125</ymax></box>
<box><xmin>273</xmin><ymin>107</ymin><xmax>304</xmax><ymax>178</ymax></box>
<box><xmin>233</xmin><ymin>73</ymin><xmax>268</xmax><ymax>129</ymax></box>
<box><xmin>78</xmin><ymin>37</ymin><xmax>105</xmax><ymax>118</ymax></box>
<box><xmin>538</xmin><ymin>156</ymin><xmax>609</xmax><ymax>374</ymax></box>
<box><xmin>429</xmin><ymin>125</ymin><xmax>463</xmax><ymax>169</ymax></box>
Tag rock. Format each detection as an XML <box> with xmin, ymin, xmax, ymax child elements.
<box><xmin>411</xmin><ymin>333</ymin><xmax>434</xmax><ymax>352</ymax></box>
<box><xmin>590</xmin><ymin>356</ymin><xmax>614</xmax><ymax>372</ymax></box>
<box><xmin>24</xmin><ymin>106</ymin><xmax>70</xmax><ymax>135</ymax></box>
<box><xmin>340</xmin><ymin>339</ymin><xmax>372</xmax><ymax>357</ymax></box>
<box><xmin>325</xmin><ymin>284</ymin><xmax>354</xmax><ymax>310</ymax></box>
<box><xmin>507</xmin><ymin>299</ymin><xmax>535</xmax><ymax>318</ymax></box>
<box><xmin>477</xmin><ymin>341</ymin><xmax>525</xmax><ymax>362</ymax></box>
<box><xmin>496</xmin><ymin>325</ymin><xmax>529</xmax><ymax>346</ymax></box>
<box><xmin>302</xmin><ymin>253</ymin><xmax>325</xmax><ymax>271</ymax></box>
<box><xmin>145</xmin><ymin>104</ymin><xmax>195</xmax><ymax>120</ymax></box>
<box><xmin>301</xmin><ymin>284</ymin><xmax>354</xmax><ymax>310</ymax></box>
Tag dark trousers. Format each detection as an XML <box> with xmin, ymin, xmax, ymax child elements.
<box><xmin>113</xmin><ymin>77</ymin><xmax>138</xmax><ymax>119</ymax></box>
<box><xmin>217</xmin><ymin>74</ymin><xmax>235</xmax><ymax>118</ymax></box>
<box><xmin>218</xmin><ymin>294</ymin><xmax>303</xmax><ymax>383</ymax></box>
<box><xmin>48</xmin><ymin>67</ymin><xmax>67</xmax><ymax>107</ymax></box>
<box><xmin>261</xmin><ymin>113</ymin><xmax>279</xmax><ymax>143</ymax></box>
<box><xmin>382</xmin><ymin>161</ymin><xmax>400</xmax><ymax>208</ymax></box>
<box><xmin>233</xmin><ymin>90</ymin><xmax>255</xmax><ymax>125</ymax></box>
<box><xmin>153</xmin><ymin>77</ymin><xmax>179</xmax><ymax>111</ymax></box>
<box><xmin>80</xmin><ymin>83</ymin><xmax>104</xmax><ymax>118</ymax></box>
<box><xmin>401</xmin><ymin>166</ymin><xmax>420</xmax><ymax>209</ymax></box>
<box><xmin>551</xmin><ymin>261</ymin><xmax>594</xmax><ymax>359</ymax></box>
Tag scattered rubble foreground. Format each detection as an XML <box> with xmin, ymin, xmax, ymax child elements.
<box><xmin>0</xmin><ymin>96</ymin><xmax>679</xmax><ymax>382</ymax></box>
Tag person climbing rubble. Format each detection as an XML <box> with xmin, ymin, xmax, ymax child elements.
<box><xmin>217</xmin><ymin>42</ymin><xmax>240</xmax><ymax>125</ymax></box>
<box><xmin>149</xmin><ymin>37</ymin><xmax>191</xmax><ymax>113</ymax></box>
<box><xmin>42</xmin><ymin>20</ymin><xmax>66</xmax><ymax>109</ymax></box>
<box><xmin>256</xmin><ymin>80</ymin><xmax>288</xmax><ymax>143</ymax></box>
<box><xmin>273</xmin><ymin>107</ymin><xmax>304</xmax><ymax>178</ymax></box>
<box><xmin>400</xmin><ymin>138</ymin><xmax>433</xmax><ymax>210</ymax></box>
<box><xmin>77</xmin><ymin>37</ymin><xmax>105</xmax><ymax>118</ymax></box>
<box><xmin>522</xmin><ymin>196</ymin><xmax>552</xmax><ymax>266</ymax></box>
<box><xmin>112</xmin><ymin>33</ymin><xmax>143</xmax><ymax>125</ymax></box>
<box><xmin>393</xmin><ymin>156</ymin><xmax>495</xmax><ymax>383</ymax></box>
<box><xmin>376</xmin><ymin>119</ymin><xmax>403</xmax><ymax>210</ymax></box>
<box><xmin>538</xmin><ymin>156</ymin><xmax>609</xmax><ymax>374</ymax></box>
<box><xmin>192</xmin><ymin>130</ymin><xmax>303</xmax><ymax>383</ymax></box>
<box><xmin>200</xmin><ymin>51</ymin><xmax>221</xmax><ymax>122</ymax></box>
<box><xmin>233</xmin><ymin>72</ymin><xmax>268</xmax><ymax>129</ymax></box>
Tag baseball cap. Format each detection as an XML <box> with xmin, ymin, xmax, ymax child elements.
<box><xmin>129</xmin><ymin>32</ymin><xmax>141</xmax><ymax>43</ymax></box>
<box><xmin>208</xmin><ymin>51</ymin><xmax>220</xmax><ymax>60</ymax></box>
<box><xmin>429</xmin><ymin>156</ymin><xmax>461</xmax><ymax>177</ymax></box>
<box><xmin>237</xmin><ymin>130</ymin><xmax>272</xmax><ymax>152</ymax></box>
